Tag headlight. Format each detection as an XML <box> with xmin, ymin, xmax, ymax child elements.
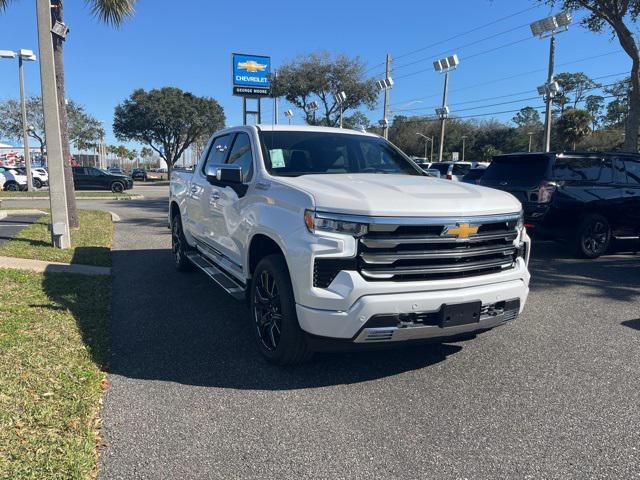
<box><xmin>304</xmin><ymin>210</ymin><xmax>368</xmax><ymax>237</ymax></box>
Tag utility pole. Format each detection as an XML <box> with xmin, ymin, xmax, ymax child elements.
<box><xmin>438</xmin><ymin>71</ymin><xmax>450</xmax><ymax>162</ymax></box>
<box><xmin>382</xmin><ymin>54</ymin><xmax>392</xmax><ymax>139</ymax></box>
<box><xmin>18</xmin><ymin>54</ymin><xmax>34</xmax><ymax>191</ymax></box>
<box><xmin>528</xmin><ymin>131</ymin><xmax>534</xmax><ymax>152</ymax></box>
<box><xmin>461</xmin><ymin>135</ymin><xmax>467</xmax><ymax>161</ymax></box>
<box><xmin>273</xmin><ymin>70</ymin><xmax>278</xmax><ymax>125</ymax></box>
<box><xmin>36</xmin><ymin>0</ymin><xmax>70</xmax><ymax>248</ymax></box>
<box><xmin>543</xmin><ymin>36</ymin><xmax>555</xmax><ymax>153</ymax></box>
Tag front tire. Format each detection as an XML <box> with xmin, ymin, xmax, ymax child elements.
<box><xmin>171</xmin><ymin>213</ymin><xmax>195</xmax><ymax>272</ymax></box>
<box><xmin>33</xmin><ymin>178</ymin><xmax>42</xmax><ymax>189</ymax></box>
<box><xmin>111</xmin><ymin>181</ymin><xmax>124</xmax><ymax>193</ymax></box>
<box><xmin>4</xmin><ymin>181</ymin><xmax>19</xmax><ymax>192</ymax></box>
<box><xmin>251</xmin><ymin>255</ymin><xmax>312</xmax><ymax>365</ymax></box>
<box><xmin>574</xmin><ymin>214</ymin><xmax>611</xmax><ymax>259</ymax></box>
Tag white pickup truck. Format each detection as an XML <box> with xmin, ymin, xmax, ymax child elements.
<box><xmin>169</xmin><ymin>125</ymin><xmax>531</xmax><ymax>365</ymax></box>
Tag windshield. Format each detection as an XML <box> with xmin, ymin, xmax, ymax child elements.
<box><xmin>480</xmin><ymin>155</ymin><xmax>550</xmax><ymax>185</ymax></box>
<box><xmin>259</xmin><ymin>131</ymin><xmax>422</xmax><ymax>177</ymax></box>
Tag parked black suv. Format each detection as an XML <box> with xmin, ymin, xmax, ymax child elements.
<box><xmin>72</xmin><ymin>167</ymin><xmax>134</xmax><ymax>193</ymax></box>
<box><xmin>480</xmin><ymin>152</ymin><xmax>640</xmax><ymax>258</ymax></box>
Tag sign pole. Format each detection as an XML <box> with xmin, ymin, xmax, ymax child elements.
<box><xmin>243</xmin><ymin>97</ymin><xmax>247</xmax><ymax>125</ymax></box>
<box><xmin>257</xmin><ymin>98</ymin><xmax>261</xmax><ymax>124</ymax></box>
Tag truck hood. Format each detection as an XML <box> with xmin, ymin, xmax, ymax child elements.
<box><xmin>274</xmin><ymin>173</ymin><xmax>521</xmax><ymax>217</ymax></box>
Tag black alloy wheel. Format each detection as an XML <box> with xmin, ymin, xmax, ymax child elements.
<box><xmin>253</xmin><ymin>269</ymin><xmax>283</xmax><ymax>352</ymax></box>
<box><xmin>171</xmin><ymin>214</ymin><xmax>194</xmax><ymax>271</ymax></box>
<box><xmin>576</xmin><ymin>214</ymin><xmax>611</xmax><ymax>259</ymax></box>
<box><xmin>111</xmin><ymin>182</ymin><xmax>124</xmax><ymax>193</ymax></box>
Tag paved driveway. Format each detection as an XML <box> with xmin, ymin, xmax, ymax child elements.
<box><xmin>6</xmin><ymin>187</ymin><xmax>638</xmax><ymax>479</ymax></box>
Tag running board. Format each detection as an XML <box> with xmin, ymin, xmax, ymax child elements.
<box><xmin>186</xmin><ymin>252</ymin><xmax>246</xmax><ymax>300</ymax></box>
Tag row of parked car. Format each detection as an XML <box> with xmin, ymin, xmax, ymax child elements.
<box><xmin>415</xmin><ymin>153</ymin><xmax>640</xmax><ymax>258</ymax></box>
<box><xmin>0</xmin><ymin>166</ymin><xmax>49</xmax><ymax>191</ymax></box>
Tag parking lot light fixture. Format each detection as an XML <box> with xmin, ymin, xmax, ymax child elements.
<box><xmin>416</xmin><ymin>133</ymin><xmax>433</xmax><ymax>161</ymax></box>
<box><xmin>531</xmin><ymin>12</ymin><xmax>571</xmax><ymax>152</ymax></box>
<box><xmin>0</xmin><ymin>50</ymin><xmax>17</xmax><ymax>58</ymax></box>
<box><xmin>334</xmin><ymin>91</ymin><xmax>347</xmax><ymax>128</ymax></box>
<box><xmin>284</xmin><ymin>109</ymin><xmax>294</xmax><ymax>125</ymax></box>
<box><xmin>433</xmin><ymin>54</ymin><xmax>459</xmax><ymax>162</ymax></box>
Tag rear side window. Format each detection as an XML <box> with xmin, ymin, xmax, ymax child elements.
<box><xmin>431</xmin><ymin>164</ymin><xmax>451</xmax><ymax>175</ymax></box>
<box><xmin>481</xmin><ymin>155</ymin><xmax>550</xmax><ymax>184</ymax></box>
<box><xmin>452</xmin><ymin>164</ymin><xmax>471</xmax><ymax>175</ymax></box>
<box><xmin>623</xmin><ymin>157</ymin><xmax>640</xmax><ymax>185</ymax></box>
<box><xmin>551</xmin><ymin>157</ymin><xmax>605</xmax><ymax>182</ymax></box>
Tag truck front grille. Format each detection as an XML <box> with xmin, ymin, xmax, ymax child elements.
<box><xmin>357</xmin><ymin>217</ymin><xmax>520</xmax><ymax>282</ymax></box>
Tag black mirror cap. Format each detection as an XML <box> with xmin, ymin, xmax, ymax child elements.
<box><xmin>206</xmin><ymin>165</ymin><xmax>243</xmax><ymax>184</ymax></box>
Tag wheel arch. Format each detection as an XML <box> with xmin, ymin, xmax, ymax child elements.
<box><xmin>247</xmin><ymin>233</ymin><xmax>287</xmax><ymax>279</ymax></box>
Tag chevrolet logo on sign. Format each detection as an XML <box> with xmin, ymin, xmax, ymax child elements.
<box><xmin>442</xmin><ymin>223</ymin><xmax>479</xmax><ymax>239</ymax></box>
<box><xmin>237</xmin><ymin>60</ymin><xmax>268</xmax><ymax>73</ymax></box>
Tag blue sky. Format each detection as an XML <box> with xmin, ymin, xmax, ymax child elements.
<box><xmin>0</xmin><ymin>0</ymin><xmax>634</xmax><ymax>148</ymax></box>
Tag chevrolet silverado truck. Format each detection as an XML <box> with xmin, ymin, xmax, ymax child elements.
<box><xmin>169</xmin><ymin>125</ymin><xmax>531</xmax><ymax>365</ymax></box>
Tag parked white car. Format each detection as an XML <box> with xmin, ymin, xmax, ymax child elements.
<box><xmin>430</xmin><ymin>161</ymin><xmax>488</xmax><ymax>181</ymax></box>
<box><xmin>0</xmin><ymin>168</ymin><xmax>28</xmax><ymax>191</ymax></box>
<box><xmin>169</xmin><ymin>125</ymin><xmax>530</xmax><ymax>365</ymax></box>
<box><xmin>32</xmin><ymin>167</ymin><xmax>49</xmax><ymax>188</ymax></box>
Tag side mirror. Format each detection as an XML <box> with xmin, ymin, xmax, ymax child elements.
<box><xmin>205</xmin><ymin>164</ymin><xmax>242</xmax><ymax>184</ymax></box>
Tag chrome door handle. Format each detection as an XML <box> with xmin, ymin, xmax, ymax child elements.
<box><xmin>211</xmin><ymin>191</ymin><xmax>221</xmax><ymax>201</ymax></box>
<box><xmin>190</xmin><ymin>185</ymin><xmax>198</xmax><ymax>193</ymax></box>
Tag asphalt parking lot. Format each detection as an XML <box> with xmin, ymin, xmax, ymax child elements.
<box><xmin>2</xmin><ymin>186</ymin><xmax>638</xmax><ymax>479</ymax></box>
<box><xmin>0</xmin><ymin>214</ymin><xmax>40</xmax><ymax>247</ymax></box>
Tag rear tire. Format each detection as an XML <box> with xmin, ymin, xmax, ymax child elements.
<box><xmin>251</xmin><ymin>255</ymin><xmax>312</xmax><ymax>365</ymax></box>
<box><xmin>573</xmin><ymin>214</ymin><xmax>611</xmax><ymax>259</ymax></box>
<box><xmin>171</xmin><ymin>213</ymin><xmax>195</xmax><ymax>272</ymax></box>
<box><xmin>4</xmin><ymin>181</ymin><xmax>19</xmax><ymax>192</ymax></box>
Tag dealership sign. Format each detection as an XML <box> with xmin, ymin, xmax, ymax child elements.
<box><xmin>232</xmin><ymin>53</ymin><xmax>271</xmax><ymax>97</ymax></box>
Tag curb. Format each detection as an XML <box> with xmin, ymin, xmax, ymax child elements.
<box><xmin>0</xmin><ymin>195</ymin><xmax>142</xmax><ymax>201</ymax></box>
<box><xmin>0</xmin><ymin>256</ymin><xmax>111</xmax><ymax>276</ymax></box>
<box><xmin>0</xmin><ymin>211</ymin><xmax>5</xmax><ymax>220</ymax></box>
<box><xmin>0</xmin><ymin>209</ymin><xmax>48</xmax><ymax>216</ymax></box>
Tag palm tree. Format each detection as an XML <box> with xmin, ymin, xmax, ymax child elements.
<box><xmin>0</xmin><ymin>0</ymin><xmax>137</xmax><ymax>227</ymax></box>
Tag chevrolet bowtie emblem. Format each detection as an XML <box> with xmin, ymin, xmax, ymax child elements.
<box><xmin>442</xmin><ymin>223</ymin><xmax>479</xmax><ymax>239</ymax></box>
<box><xmin>237</xmin><ymin>60</ymin><xmax>268</xmax><ymax>73</ymax></box>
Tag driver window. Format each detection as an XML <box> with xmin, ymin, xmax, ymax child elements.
<box><xmin>226</xmin><ymin>132</ymin><xmax>254</xmax><ymax>182</ymax></box>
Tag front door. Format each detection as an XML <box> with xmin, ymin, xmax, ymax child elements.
<box><xmin>206</xmin><ymin>131</ymin><xmax>255</xmax><ymax>270</ymax></box>
<box><xmin>185</xmin><ymin>133</ymin><xmax>233</xmax><ymax>247</ymax></box>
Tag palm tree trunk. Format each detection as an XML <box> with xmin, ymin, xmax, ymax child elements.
<box><xmin>51</xmin><ymin>1</ymin><xmax>79</xmax><ymax>228</ymax></box>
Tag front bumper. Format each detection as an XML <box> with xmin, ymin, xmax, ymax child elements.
<box><xmin>296</xmin><ymin>276</ymin><xmax>528</xmax><ymax>341</ymax></box>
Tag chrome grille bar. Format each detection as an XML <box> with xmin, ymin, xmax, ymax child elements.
<box><xmin>361</xmin><ymin>258</ymin><xmax>515</xmax><ymax>279</ymax></box>
<box><xmin>361</xmin><ymin>231</ymin><xmax>518</xmax><ymax>248</ymax></box>
<box><xmin>360</xmin><ymin>245</ymin><xmax>516</xmax><ymax>264</ymax></box>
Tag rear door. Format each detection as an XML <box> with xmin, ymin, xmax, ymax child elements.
<box><xmin>620</xmin><ymin>155</ymin><xmax>640</xmax><ymax>236</ymax></box>
<box><xmin>72</xmin><ymin>167</ymin><xmax>89</xmax><ymax>189</ymax></box>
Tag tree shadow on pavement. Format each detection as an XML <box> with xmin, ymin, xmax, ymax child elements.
<box><xmin>104</xmin><ymin>248</ymin><xmax>464</xmax><ymax>390</ymax></box>
<box><xmin>621</xmin><ymin>319</ymin><xmax>640</xmax><ymax>331</ymax></box>
<box><xmin>529</xmin><ymin>240</ymin><xmax>640</xmax><ymax>303</ymax></box>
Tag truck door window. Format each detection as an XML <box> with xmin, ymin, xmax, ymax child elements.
<box><xmin>226</xmin><ymin>132</ymin><xmax>253</xmax><ymax>182</ymax></box>
<box><xmin>202</xmin><ymin>134</ymin><xmax>232</xmax><ymax>174</ymax></box>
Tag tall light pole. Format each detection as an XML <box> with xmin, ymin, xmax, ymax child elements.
<box><xmin>433</xmin><ymin>54</ymin><xmax>459</xmax><ymax>162</ymax></box>
<box><xmin>531</xmin><ymin>11</ymin><xmax>571</xmax><ymax>152</ymax></box>
<box><xmin>416</xmin><ymin>133</ymin><xmax>433</xmax><ymax>161</ymax></box>
<box><xmin>1</xmin><ymin>49</ymin><xmax>37</xmax><ymax>191</ymax></box>
<box><xmin>377</xmin><ymin>54</ymin><xmax>393</xmax><ymax>139</ymax></box>
<box><xmin>36</xmin><ymin>0</ymin><xmax>70</xmax><ymax>248</ymax></box>
<box><xmin>461</xmin><ymin>135</ymin><xmax>467</xmax><ymax>161</ymax></box>
<box><xmin>528</xmin><ymin>131</ymin><xmax>534</xmax><ymax>152</ymax></box>
<box><xmin>334</xmin><ymin>91</ymin><xmax>347</xmax><ymax>128</ymax></box>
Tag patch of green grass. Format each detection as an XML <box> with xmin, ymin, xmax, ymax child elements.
<box><xmin>0</xmin><ymin>269</ymin><xmax>109</xmax><ymax>479</ymax></box>
<box><xmin>0</xmin><ymin>191</ymin><xmax>132</xmax><ymax>199</ymax></box>
<box><xmin>0</xmin><ymin>210</ymin><xmax>112</xmax><ymax>267</ymax></box>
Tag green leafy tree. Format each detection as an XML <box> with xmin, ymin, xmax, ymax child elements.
<box><xmin>271</xmin><ymin>52</ymin><xmax>379</xmax><ymax>127</ymax></box>
<box><xmin>512</xmin><ymin>107</ymin><xmax>543</xmax><ymax>129</ymax></box>
<box><xmin>584</xmin><ymin>95</ymin><xmax>605</xmax><ymax>129</ymax></box>
<box><xmin>554</xmin><ymin>72</ymin><xmax>599</xmax><ymax>109</ymax></box>
<box><xmin>0</xmin><ymin>0</ymin><xmax>137</xmax><ymax>227</ymax></box>
<box><xmin>113</xmin><ymin>87</ymin><xmax>225</xmax><ymax>178</ymax></box>
<box><xmin>556</xmin><ymin>108</ymin><xmax>592</xmax><ymax>150</ymax></box>
<box><xmin>603</xmin><ymin>77</ymin><xmax>631</xmax><ymax>127</ymax></box>
<box><xmin>545</xmin><ymin>0</ymin><xmax>640</xmax><ymax>152</ymax></box>
<box><xmin>343</xmin><ymin>111</ymin><xmax>372</xmax><ymax>130</ymax></box>
<box><xmin>0</xmin><ymin>96</ymin><xmax>104</xmax><ymax>154</ymax></box>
